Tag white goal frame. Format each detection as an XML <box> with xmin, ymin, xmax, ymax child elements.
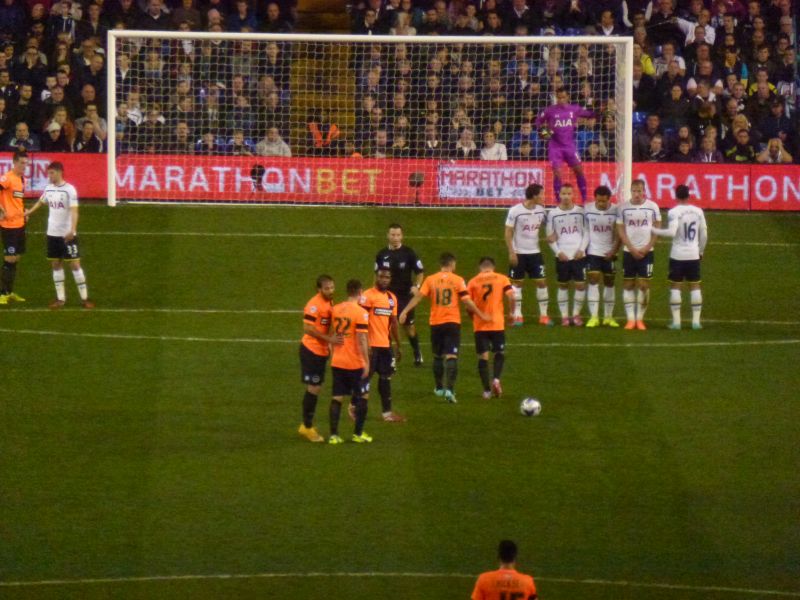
<box><xmin>106</xmin><ymin>31</ymin><xmax>633</xmax><ymax>207</ymax></box>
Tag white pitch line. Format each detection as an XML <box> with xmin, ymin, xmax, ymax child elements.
<box><xmin>35</xmin><ymin>230</ymin><xmax>800</xmax><ymax>247</ymax></box>
<box><xmin>0</xmin><ymin>571</ymin><xmax>798</xmax><ymax>597</ymax></box>
<box><xmin>0</xmin><ymin>327</ymin><xmax>798</xmax><ymax>349</ymax></box>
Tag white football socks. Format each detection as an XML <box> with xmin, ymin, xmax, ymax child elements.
<box><xmin>603</xmin><ymin>286</ymin><xmax>615</xmax><ymax>319</ymax></box>
<box><xmin>53</xmin><ymin>268</ymin><xmax>65</xmax><ymax>301</ymax></box>
<box><xmin>512</xmin><ymin>285</ymin><xmax>522</xmax><ymax>317</ymax></box>
<box><xmin>72</xmin><ymin>267</ymin><xmax>88</xmax><ymax>301</ymax></box>
<box><xmin>557</xmin><ymin>288</ymin><xmax>569</xmax><ymax>318</ymax></box>
<box><xmin>690</xmin><ymin>289</ymin><xmax>702</xmax><ymax>326</ymax></box>
<box><xmin>587</xmin><ymin>283</ymin><xmax>599</xmax><ymax>318</ymax></box>
<box><xmin>573</xmin><ymin>288</ymin><xmax>586</xmax><ymax>317</ymax></box>
<box><xmin>670</xmin><ymin>288</ymin><xmax>682</xmax><ymax>325</ymax></box>
<box><xmin>623</xmin><ymin>289</ymin><xmax>636</xmax><ymax>322</ymax></box>
<box><xmin>536</xmin><ymin>285</ymin><xmax>549</xmax><ymax>317</ymax></box>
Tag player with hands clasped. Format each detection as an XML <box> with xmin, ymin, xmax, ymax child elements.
<box><xmin>651</xmin><ymin>184</ymin><xmax>708</xmax><ymax>330</ymax></box>
<box><xmin>584</xmin><ymin>185</ymin><xmax>621</xmax><ymax>328</ymax></box>
<box><xmin>546</xmin><ymin>183</ymin><xmax>589</xmax><ymax>327</ymax></box>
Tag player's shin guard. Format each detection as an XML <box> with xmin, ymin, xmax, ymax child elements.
<box><xmin>603</xmin><ymin>286</ymin><xmax>615</xmax><ymax>318</ymax></box>
<box><xmin>670</xmin><ymin>289</ymin><xmax>682</xmax><ymax>326</ymax></box>
<box><xmin>637</xmin><ymin>288</ymin><xmax>649</xmax><ymax>320</ymax></box>
<box><xmin>493</xmin><ymin>352</ymin><xmax>505</xmax><ymax>379</ymax></box>
<box><xmin>587</xmin><ymin>283</ymin><xmax>600</xmax><ymax>318</ymax></box>
<box><xmin>378</xmin><ymin>376</ymin><xmax>392</xmax><ymax>413</ymax></box>
<box><xmin>573</xmin><ymin>288</ymin><xmax>586</xmax><ymax>317</ymax></box>
<box><xmin>432</xmin><ymin>356</ymin><xmax>444</xmax><ymax>390</ymax></box>
<box><xmin>512</xmin><ymin>285</ymin><xmax>523</xmax><ymax>317</ymax></box>
<box><xmin>53</xmin><ymin>268</ymin><xmax>66</xmax><ymax>302</ymax></box>
<box><xmin>690</xmin><ymin>289</ymin><xmax>703</xmax><ymax>326</ymax></box>
<box><xmin>329</xmin><ymin>400</ymin><xmax>342</xmax><ymax>436</ymax></box>
<box><xmin>353</xmin><ymin>396</ymin><xmax>367</xmax><ymax>436</ymax></box>
<box><xmin>536</xmin><ymin>285</ymin><xmax>549</xmax><ymax>316</ymax></box>
<box><xmin>623</xmin><ymin>288</ymin><xmax>636</xmax><ymax>321</ymax></box>
<box><xmin>577</xmin><ymin>174</ymin><xmax>588</xmax><ymax>203</ymax></box>
<box><xmin>71</xmin><ymin>267</ymin><xmax>88</xmax><ymax>301</ymax></box>
<box><xmin>302</xmin><ymin>391</ymin><xmax>318</xmax><ymax>428</ymax></box>
<box><xmin>557</xmin><ymin>288</ymin><xmax>569</xmax><ymax>318</ymax></box>
<box><xmin>444</xmin><ymin>357</ymin><xmax>458</xmax><ymax>391</ymax></box>
<box><xmin>1</xmin><ymin>261</ymin><xmax>16</xmax><ymax>294</ymax></box>
<box><xmin>477</xmin><ymin>358</ymin><xmax>490</xmax><ymax>391</ymax></box>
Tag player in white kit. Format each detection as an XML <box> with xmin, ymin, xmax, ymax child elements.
<box><xmin>504</xmin><ymin>184</ymin><xmax>551</xmax><ymax>327</ymax></box>
<box><xmin>584</xmin><ymin>185</ymin><xmax>620</xmax><ymax>328</ymax></box>
<box><xmin>651</xmin><ymin>184</ymin><xmax>708</xmax><ymax>330</ymax></box>
<box><xmin>616</xmin><ymin>180</ymin><xmax>661</xmax><ymax>330</ymax></box>
<box><xmin>24</xmin><ymin>162</ymin><xmax>94</xmax><ymax>309</ymax></box>
<box><xmin>546</xmin><ymin>183</ymin><xmax>589</xmax><ymax>326</ymax></box>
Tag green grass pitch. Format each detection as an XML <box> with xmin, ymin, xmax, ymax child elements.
<box><xmin>1</xmin><ymin>205</ymin><xmax>798</xmax><ymax>600</ymax></box>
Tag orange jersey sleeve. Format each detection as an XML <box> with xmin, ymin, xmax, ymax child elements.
<box><xmin>360</xmin><ymin>288</ymin><xmax>396</xmax><ymax>349</ymax></box>
<box><xmin>420</xmin><ymin>271</ymin><xmax>469</xmax><ymax>325</ymax></box>
<box><xmin>471</xmin><ymin>569</ymin><xmax>537</xmax><ymax>600</ymax></box>
<box><xmin>0</xmin><ymin>171</ymin><xmax>25</xmax><ymax>229</ymax></box>
<box><xmin>331</xmin><ymin>300</ymin><xmax>369</xmax><ymax>370</ymax></box>
<box><xmin>468</xmin><ymin>272</ymin><xmax>513</xmax><ymax>332</ymax></box>
<box><xmin>301</xmin><ymin>293</ymin><xmax>333</xmax><ymax>357</ymax></box>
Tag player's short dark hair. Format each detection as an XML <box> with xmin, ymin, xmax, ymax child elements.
<box><xmin>525</xmin><ymin>184</ymin><xmax>543</xmax><ymax>199</ymax></box>
<box><xmin>12</xmin><ymin>148</ymin><xmax>28</xmax><ymax>162</ymax></box>
<box><xmin>594</xmin><ymin>185</ymin><xmax>612</xmax><ymax>197</ymax></box>
<box><xmin>316</xmin><ymin>274</ymin><xmax>333</xmax><ymax>289</ymax></box>
<box><xmin>498</xmin><ymin>540</ymin><xmax>518</xmax><ymax>563</ymax></box>
<box><xmin>47</xmin><ymin>161</ymin><xmax>64</xmax><ymax>172</ymax></box>
<box><xmin>631</xmin><ymin>179</ymin><xmax>645</xmax><ymax>189</ymax></box>
<box><xmin>375</xmin><ymin>266</ymin><xmax>391</xmax><ymax>275</ymax></box>
<box><xmin>439</xmin><ymin>252</ymin><xmax>456</xmax><ymax>267</ymax></box>
<box><xmin>675</xmin><ymin>184</ymin><xmax>690</xmax><ymax>200</ymax></box>
<box><xmin>388</xmin><ymin>223</ymin><xmax>403</xmax><ymax>231</ymax></box>
<box><xmin>346</xmin><ymin>279</ymin><xmax>362</xmax><ymax>296</ymax></box>
<box><xmin>479</xmin><ymin>256</ymin><xmax>495</xmax><ymax>266</ymax></box>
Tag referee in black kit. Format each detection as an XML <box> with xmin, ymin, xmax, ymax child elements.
<box><xmin>375</xmin><ymin>223</ymin><xmax>424</xmax><ymax>365</ymax></box>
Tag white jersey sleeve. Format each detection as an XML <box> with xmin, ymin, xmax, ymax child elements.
<box><xmin>505</xmin><ymin>203</ymin><xmax>546</xmax><ymax>254</ymax></box>
<box><xmin>548</xmin><ymin>206</ymin><xmax>586</xmax><ymax>259</ymax></box>
<box><xmin>585</xmin><ymin>202</ymin><xmax>618</xmax><ymax>257</ymax></box>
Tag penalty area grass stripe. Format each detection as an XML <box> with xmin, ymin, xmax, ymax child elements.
<box><xmin>0</xmin><ymin>327</ymin><xmax>798</xmax><ymax>349</ymax></box>
<box><xmin>0</xmin><ymin>571</ymin><xmax>798</xmax><ymax>597</ymax></box>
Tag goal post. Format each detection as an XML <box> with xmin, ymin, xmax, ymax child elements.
<box><xmin>106</xmin><ymin>31</ymin><xmax>632</xmax><ymax>207</ymax></box>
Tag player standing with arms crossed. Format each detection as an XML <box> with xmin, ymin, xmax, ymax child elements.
<box><xmin>616</xmin><ymin>180</ymin><xmax>661</xmax><ymax>330</ymax></box>
<box><xmin>399</xmin><ymin>253</ymin><xmax>488</xmax><ymax>404</ymax></box>
<box><xmin>504</xmin><ymin>184</ymin><xmax>551</xmax><ymax>327</ymax></box>
<box><xmin>328</xmin><ymin>279</ymin><xmax>372</xmax><ymax>444</ymax></box>
<box><xmin>467</xmin><ymin>257</ymin><xmax>515</xmax><ymax>399</ymax></box>
<box><xmin>375</xmin><ymin>223</ymin><xmax>425</xmax><ymax>365</ymax></box>
<box><xmin>297</xmin><ymin>275</ymin><xmax>341</xmax><ymax>443</ymax></box>
<box><xmin>24</xmin><ymin>162</ymin><xmax>95</xmax><ymax>309</ymax></box>
<box><xmin>359</xmin><ymin>267</ymin><xmax>405</xmax><ymax>422</ymax></box>
<box><xmin>547</xmin><ymin>184</ymin><xmax>589</xmax><ymax>326</ymax></box>
<box><xmin>584</xmin><ymin>185</ymin><xmax>620</xmax><ymax>328</ymax></box>
<box><xmin>651</xmin><ymin>184</ymin><xmax>708</xmax><ymax>330</ymax></box>
<box><xmin>0</xmin><ymin>149</ymin><xmax>29</xmax><ymax>305</ymax></box>
<box><xmin>535</xmin><ymin>88</ymin><xmax>597</xmax><ymax>203</ymax></box>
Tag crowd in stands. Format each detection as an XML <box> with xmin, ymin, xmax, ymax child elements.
<box><xmin>0</xmin><ymin>0</ymin><xmax>796</xmax><ymax>163</ymax></box>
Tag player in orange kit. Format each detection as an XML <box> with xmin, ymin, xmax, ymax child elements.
<box><xmin>329</xmin><ymin>279</ymin><xmax>372</xmax><ymax>444</ymax></box>
<box><xmin>472</xmin><ymin>540</ymin><xmax>538</xmax><ymax>600</ymax></box>
<box><xmin>0</xmin><ymin>149</ymin><xmax>29</xmax><ymax>304</ymax></box>
<box><xmin>399</xmin><ymin>252</ymin><xmax>487</xmax><ymax>404</ymax></box>
<box><xmin>467</xmin><ymin>257</ymin><xmax>515</xmax><ymax>399</ymax></box>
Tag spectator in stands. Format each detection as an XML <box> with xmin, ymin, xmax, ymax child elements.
<box><xmin>670</xmin><ymin>138</ymin><xmax>695</xmax><ymax>162</ymax></box>
<box><xmin>77</xmin><ymin>3</ymin><xmax>108</xmax><ymax>47</ymax></box>
<box><xmin>633</xmin><ymin>113</ymin><xmax>662</xmax><ymax>161</ymax></box>
<box><xmin>419</xmin><ymin>6</ymin><xmax>448</xmax><ymax>35</ymax></box>
<box><xmin>725</xmin><ymin>127</ymin><xmax>756</xmax><ymax>162</ymax></box>
<box><xmin>746</xmin><ymin>80</ymin><xmax>775</xmax><ymax>125</ymax></box>
<box><xmin>454</xmin><ymin>126</ymin><xmax>478</xmax><ymax>159</ymax></box>
<box><xmin>226</xmin><ymin>128</ymin><xmax>253</xmax><ymax>156</ymax></box>
<box><xmin>114</xmin><ymin>102</ymin><xmax>134</xmax><ymax>153</ymax></box>
<box><xmin>134</xmin><ymin>105</ymin><xmax>165</xmax><ymax>152</ymax></box>
<box><xmin>108</xmin><ymin>0</ymin><xmax>142</xmax><ymax>29</ymax></box>
<box><xmin>1</xmin><ymin>0</ymin><xmax>27</xmax><ymax>43</ymax></box>
<box><xmin>654</xmin><ymin>59</ymin><xmax>685</xmax><ymax>106</ymax></box>
<box><xmin>138</xmin><ymin>0</ymin><xmax>170</xmax><ymax>30</ymax></box>
<box><xmin>649</xmin><ymin>0</ymin><xmax>684</xmax><ymax>48</ymax></box>
<box><xmin>760</xmin><ymin>99</ymin><xmax>794</xmax><ymax>143</ymax></box>
<box><xmin>263</xmin><ymin>42</ymin><xmax>289</xmax><ymax>89</ymax></box>
<box><xmin>365</xmin><ymin>127</ymin><xmax>390</xmax><ymax>158</ymax></box>
<box><xmin>256</xmin><ymin>126</ymin><xmax>291</xmax><ymax>157</ymax></box>
<box><xmin>391</xmin><ymin>132</ymin><xmax>412</xmax><ymax>157</ymax></box>
<box><xmin>167</xmin><ymin>121</ymin><xmax>194</xmax><ymax>154</ymax></box>
<box><xmin>72</xmin><ymin>119</ymin><xmax>102</xmax><ymax>152</ymax></box>
<box><xmin>195</xmin><ymin>131</ymin><xmax>221</xmax><ymax>155</ymax></box>
<box><xmin>41</xmin><ymin>119</ymin><xmax>69</xmax><ymax>151</ymax></box>
<box><xmin>694</xmin><ymin>134</ymin><xmax>726</xmax><ymax>163</ymax></box>
<box><xmin>260</xmin><ymin>1</ymin><xmax>291</xmax><ymax>32</ymax></box>
<box><xmin>632</xmin><ymin>62</ymin><xmax>657</xmax><ymax>112</ymax></box>
<box><xmin>509</xmin><ymin>121</ymin><xmax>537</xmax><ymax>158</ymax></box>
<box><xmin>172</xmin><ymin>0</ymin><xmax>201</xmax><ymax>30</ymax></box>
<box><xmin>654</xmin><ymin>43</ymin><xmax>686</xmax><ymax>80</ymax></box>
<box><xmin>5</xmin><ymin>121</ymin><xmax>39</xmax><ymax>151</ymax></box>
<box><xmin>227</xmin><ymin>0</ymin><xmax>257</xmax><ymax>31</ymax></box>
<box><xmin>353</xmin><ymin>6</ymin><xmax>379</xmax><ymax>34</ymax></box>
<box><xmin>14</xmin><ymin>45</ymin><xmax>47</xmax><ymax>92</ymax></box>
<box><xmin>74</xmin><ymin>103</ymin><xmax>107</xmax><ymax>141</ymax></box>
<box><xmin>10</xmin><ymin>83</ymin><xmax>39</xmax><ymax>131</ymax></box>
<box><xmin>420</xmin><ymin>123</ymin><xmax>447</xmax><ymax>158</ymax></box>
<box><xmin>0</xmin><ymin>97</ymin><xmax>8</xmax><ymax>139</ymax></box>
<box><xmin>757</xmin><ymin>137</ymin><xmax>793</xmax><ymax>163</ymax></box>
<box><xmin>643</xmin><ymin>133</ymin><xmax>668</xmax><ymax>161</ymax></box>
<box><xmin>596</xmin><ymin>9</ymin><xmax>624</xmax><ymax>36</ymax></box>
<box><xmin>390</xmin><ymin>11</ymin><xmax>416</xmax><ymax>35</ymax></box>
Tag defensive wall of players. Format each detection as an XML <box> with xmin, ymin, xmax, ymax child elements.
<box><xmin>2</xmin><ymin>151</ymin><xmax>800</xmax><ymax>210</ymax></box>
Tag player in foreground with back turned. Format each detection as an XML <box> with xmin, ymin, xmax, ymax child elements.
<box><xmin>651</xmin><ymin>184</ymin><xmax>708</xmax><ymax>330</ymax></box>
<box><xmin>504</xmin><ymin>184</ymin><xmax>551</xmax><ymax>327</ymax></box>
<box><xmin>297</xmin><ymin>275</ymin><xmax>341</xmax><ymax>443</ymax></box>
<box><xmin>24</xmin><ymin>162</ymin><xmax>95</xmax><ymax>309</ymax></box>
<box><xmin>375</xmin><ymin>223</ymin><xmax>425</xmax><ymax>365</ymax></box>
<box><xmin>399</xmin><ymin>252</ymin><xmax>488</xmax><ymax>404</ymax></box>
<box><xmin>328</xmin><ymin>279</ymin><xmax>372</xmax><ymax>444</ymax></box>
<box><xmin>616</xmin><ymin>180</ymin><xmax>661</xmax><ymax>330</ymax></box>
<box><xmin>546</xmin><ymin>183</ymin><xmax>589</xmax><ymax>327</ymax></box>
<box><xmin>535</xmin><ymin>87</ymin><xmax>597</xmax><ymax>203</ymax></box>
<box><xmin>472</xmin><ymin>540</ymin><xmax>538</xmax><ymax>600</ymax></box>
<box><xmin>467</xmin><ymin>257</ymin><xmax>515</xmax><ymax>399</ymax></box>
<box><xmin>0</xmin><ymin>149</ymin><xmax>29</xmax><ymax>305</ymax></box>
<box><xmin>359</xmin><ymin>267</ymin><xmax>405</xmax><ymax>422</ymax></box>
<box><xmin>584</xmin><ymin>185</ymin><xmax>620</xmax><ymax>327</ymax></box>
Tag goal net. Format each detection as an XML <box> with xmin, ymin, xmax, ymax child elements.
<box><xmin>107</xmin><ymin>32</ymin><xmax>632</xmax><ymax>207</ymax></box>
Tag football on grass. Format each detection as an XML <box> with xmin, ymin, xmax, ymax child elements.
<box><xmin>520</xmin><ymin>398</ymin><xmax>542</xmax><ymax>416</ymax></box>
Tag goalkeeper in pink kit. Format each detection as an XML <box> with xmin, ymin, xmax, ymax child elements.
<box><xmin>535</xmin><ymin>88</ymin><xmax>597</xmax><ymax>203</ymax></box>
